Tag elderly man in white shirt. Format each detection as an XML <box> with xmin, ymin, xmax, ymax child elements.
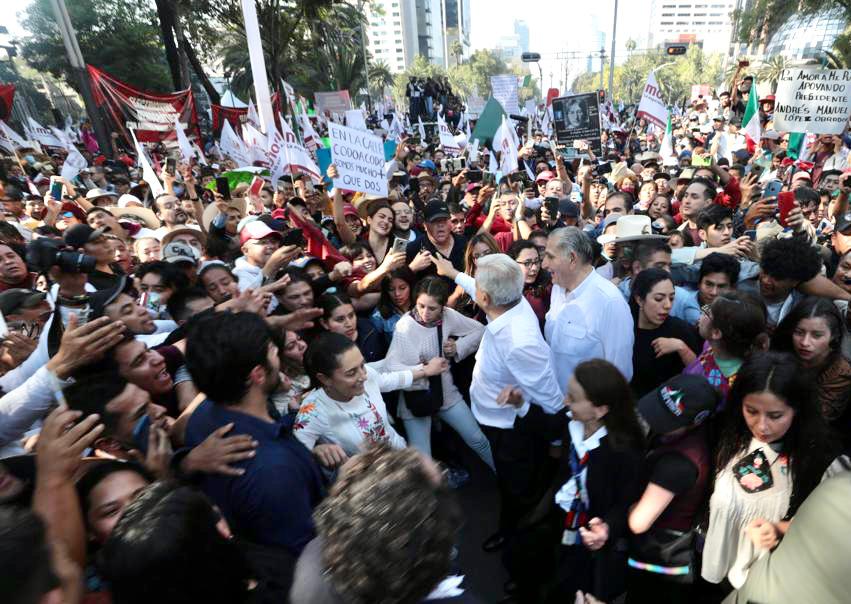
<box><xmin>542</xmin><ymin>227</ymin><xmax>634</xmax><ymax>387</ymax></box>
<box><xmin>465</xmin><ymin>253</ymin><xmax>563</xmax><ymax>552</ymax></box>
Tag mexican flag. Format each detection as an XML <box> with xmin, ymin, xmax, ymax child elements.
<box><xmin>742</xmin><ymin>84</ymin><xmax>761</xmax><ymax>152</ymax></box>
<box><xmin>659</xmin><ymin>113</ymin><xmax>674</xmax><ymax>159</ymax></box>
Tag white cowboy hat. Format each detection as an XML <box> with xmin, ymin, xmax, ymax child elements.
<box><xmin>597</xmin><ymin>215</ymin><xmax>668</xmax><ymax>245</ymax></box>
<box><xmin>106</xmin><ymin>206</ymin><xmax>161</xmax><ymax>229</ymax></box>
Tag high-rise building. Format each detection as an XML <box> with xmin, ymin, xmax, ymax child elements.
<box><xmin>363</xmin><ymin>0</ymin><xmax>471</xmax><ymax>73</ymax></box>
<box><xmin>514</xmin><ymin>20</ymin><xmax>530</xmax><ymax>54</ymax></box>
<box><xmin>647</xmin><ymin>0</ymin><xmax>736</xmax><ymax>55</ymax></box>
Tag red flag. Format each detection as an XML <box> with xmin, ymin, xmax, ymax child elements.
<box><xmin>0</xmin><ymin>84</ymin><xmax>14</xmax><ymax>122</ymax></box>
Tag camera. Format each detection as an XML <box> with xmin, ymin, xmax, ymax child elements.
<box><xmin>440</xmin><ymin>157</ymin><xmax>466</xmax><ymax>173</ymax></box>
<box><xmin>27</xmin><ymin>238</ymin><xmax>97</xmax><ymax>274</ymax></box>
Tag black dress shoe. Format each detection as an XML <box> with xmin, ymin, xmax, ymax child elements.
<box><xmin>482</xmin><ymin>532</ymin><xmax>505</xmax><ymax>553</ymax></box>
<box><xmin>503</xmin><ymin>580</ymin><xmax>518</xmax><ymax>595</ymax></box>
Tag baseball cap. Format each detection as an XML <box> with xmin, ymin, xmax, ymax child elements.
<box><xmin>239</xmin><ymin>220</ymin><xmax>284</xmax><ymax>246</ymax></box>
<box><xmin>465</xmin><ymin>182</ymin><xmax>482</xmax><ymax>193</ymax></box>
<box><xmin>89</xmin><ymin>275</ymin><xmax>132</xmax><ymax>319</ymax></box>
<box><xmin>85</xmin><ymin>188</ymin><xmax>118</xmax><ymax>201</ymax></box>
<box><xmin>63</xmin><ymin>224</ymin><xmax>105</xmax><ymax>249</ymax></box>
<box><xmin>637</xmin><ymin>374</ymin><xmax>719</xmax><ymax>435</ymax></box>
<box><xmin>558</xmin><ymin>198</ymin><xmax>579</xmax><ymax>219</ymax></box>
<box><xmin>423</xmin><ymin>200</ymin><xmax>451</xmax><ymax>223</ymax></box>
<box><xmin>762</xmin><ymin>130</ymin><xmax>781</xmax><ymax>141</ymax></box>
<box><xmin>792</xmin><ymin>171</ymin><xmax>812</xmax><ymax>183</ymax></box>
<box><xmin>417</xmin><ymin>159</ymin><xmax>437</xmax><ymax>171</ymax></box>
<box><xmin>535</xmin><ymin>170</ymin><xmax>555</xmax><ymax>183</ymax></box>
<box><xmin>162</xmin><ymin>241</ymin><xmax>200</xmax><ymax>266</ymax></box>
<box><xmin>0</xmin><ymin>289</ymin><xmax>47</xmax><ymax>316</ymax></box>
<box><xmin>342</xmin><ymin>204</ymin><xmax>360</xmax><ymax>219</ymax></box>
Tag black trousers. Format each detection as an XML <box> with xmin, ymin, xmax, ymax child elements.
<box><xmin>482</xmin><ymin>424</ymin><xmax>548</xmax><ymax>534</ymax></box>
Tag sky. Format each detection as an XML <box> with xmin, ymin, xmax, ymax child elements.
<box><xmin>5</xmin><ymin>0</ymin><xmax>653</xmax><ymax>93</ymax></box>
<box><xmin>469</xmin><ymin>0</ymin><xmax>654</xmax><ymax>92</ymax></box>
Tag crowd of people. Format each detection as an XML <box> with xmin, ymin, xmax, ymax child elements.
<box><xmin>1</xmin><ymin>61</ymin><xmax>851</xmax><ymax>604</ymax></box>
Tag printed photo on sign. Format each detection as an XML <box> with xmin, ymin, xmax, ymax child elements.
<box><xmin>551</xmin><ymin>92</ymin><xmax>602</xmax><ymax>155</ymax></box>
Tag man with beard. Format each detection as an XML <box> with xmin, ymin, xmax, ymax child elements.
<box><xmin>151</xmin><ymin>194</ymin><xmax>197</xmax><ymax>240</ymax></box>
<box><xmin>184</xmin><ymin>311</ymin><xmax>324</xmax><ymax>555</ymax></box>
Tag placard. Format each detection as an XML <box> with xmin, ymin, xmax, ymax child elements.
<box><xmin>328</xmin><ymin>121</ymin><xmax>388</xmax><ymax>196</ymax></box>
<box><xmin>315</xmin><ymin>91</ymin><xmax>352</xmax><ymax>115</ymax></box>
<box><xmin>774</xmin><ymin>68</ymin><xmax>851</xmax><ymax>135</ymax></box>
<box><xmin>490</xmin><ymin>74</ymin><xmax>520</xmax><ymax>115</ymax></box>
<box><xmin>551</xmin><ymin>92</ymin><xmax>602</xmax><ymax>155</ymax></box>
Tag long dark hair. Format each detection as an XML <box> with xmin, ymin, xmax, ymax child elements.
<box><xmin>574</xmin><ymin>359</ymin><xmax>646</xmax><ymax>452</ymax></box>
<box><xmin>716</xmin><ymin>352</ymin><xmax>840</xmax><ymax>516</ymax></box>
<box><xmin>629</xmin><ymin>267</ymin><xmax>672</xmax><ymax>320</ymax></box>
<box><xmin>317</xmin><ymin>291</ymin><xmax>354</xmax><ymax>322</ymax></box>
<box><xmin>771</xmin><ymin>296</ymin><xmax>843</xmax><ymax>370</ymax></box>
<box><xmin>377</xmin><ymin>267</ymin><xmax>416</xmax><ymax>319</ymax></box>
<box><xmin>507</xmin><ymin>239</ymin><xmax>549</xmax><ymax>294</ymax></box>
<box><xmin>706</xmin><ymin>290</ymin><xmax>767</xmax><ymax>359</ymax></box>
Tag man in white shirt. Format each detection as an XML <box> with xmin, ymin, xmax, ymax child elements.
<box><xmin>468</xmin><ymin>254</ymin><xmax>563</xmax><ymax>551</ymax></box>
<box><xmin>542</xmin><ymin>227</ymin><xmax>634</xmax><ymax>387</ymax></box>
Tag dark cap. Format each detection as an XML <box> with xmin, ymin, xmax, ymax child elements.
<box><xmin>638</xmin><ymin>374</ymin><xmax>719</xmax><ymax>435</ymax></box>
<box><xmin>558</xmin><ymin>198</ymin><xmax>579</xmax><ymax>219</ymax></box>
<box><xmin>424</xmin><ymin>200</ymin><xmax>451</xmax><ymax>223</ymax></box>
<box><xmin>0</xmin><ymin>289</ymin><xmax>47</xmax><ymax>316</ymax></box>
<box><xmin>63</xmin><ymin>224</ymin><xmax>105</xmax><ymax>249</ymax></box>
<box><xmin>89</xmin><ymin>275</ymin><xmax>131</xmax><ymax>319</ymax></box>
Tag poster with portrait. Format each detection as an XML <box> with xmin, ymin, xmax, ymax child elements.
<box><xmin>551</xmin><ymin>92</ymin><xmax>602</xmax><ymax>155</ymax></box>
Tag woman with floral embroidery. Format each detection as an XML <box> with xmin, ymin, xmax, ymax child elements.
<box><xmin>294</xmin><ymin>332</ymin><xmax>448</xmax><ymax>470</ymax></box>
<box><xmin>684</xmin><ymin>291</ymin><xmax>767</xmax><ymax>407</ymax></box>
<box><xmin>701</xmin><ymin>352</ymin><xmax>845</xmax><ymax>599</ymax></box>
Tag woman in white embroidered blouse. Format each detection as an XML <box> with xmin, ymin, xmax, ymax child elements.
<box><xmin>294</xmin><ymin>332</ymin><xmax>448</xmax><ymax>469</ymax></box>
<box><xmin>385</xmin><ymin>276</ymin><xmax>495</xmax><ymax>471</ymax></box>
<box><xmin>702</xmin><ymin>352</ymin><xmax>845</xmax><ymax>593</ymax></box>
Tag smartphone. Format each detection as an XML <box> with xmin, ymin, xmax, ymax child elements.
<box><xmin>282</xmin><ymin>228</ymin><xmax>306</xmax><ymax>248</ymax></box>
<box><xmin>544</xmin><ymin>196</ymin><xmax>559</xmax><ymax>218</ymax></box>
<box><xmin>49</xmin><ymin>177</ymin><xmax>63</xmax><ymax>202</ymax></box>
<box><xmin>248</xmin><ymin>176</ymin><xmax>265</xmax><ymax>214</ymax></box>
<box><xmin>391</xmin><ymin>236</ymin><xmax>408</xmax><ymax>254</ymax></box>
<box><xmin>215</xmin><ymin>176</ymin><xmax>231</xmax><ymax>200</ymax></box>
<box><xmin>777</xmin><ymin>191</ymin><xmax>796</xmax><ymax>227</ymax></box>
<box><xmin>466</xmin><ymin>169</ymin><xmax>483</xmax><ymax>183</ymax></box>
<box><xmin>744</xmin><ymin>229</ymin><xmax>757</xmax><ymax>242</ymax></box>
<box><xmin>593</xmin><ymin>162</ymin><xmax>613</xmax><ymax>177</ymax></box>
<box><xmin>762</xmin><ymin>179</ymin><xmax>783</xmax><ymax>200</ymax></box>
<box><xmin>482</xmin><ymin>171</ymin><xmax>496</xmax><ymax>187</ymax></box>
<box><xmin>166</xmin><ymin>157</ymin><xmax>177</xmax><ymax>175</ymax></box>
<box><xmin>691</xmin><ymin>154</ymin><xmax>712</xmax><ymax>167</ymax></box>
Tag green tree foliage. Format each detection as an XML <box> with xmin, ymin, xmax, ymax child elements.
<box><xmin>732</xmin><ymin>0</ymin><xmax>850</xmax><ymax>50</ymax></box>
<box><xmin>20</xmin><ymin>0</ymin><xmax>172</xmax><ymax>93</ymax></box>
<box><xmin>572</xmin><ymin>46</ymin><xmax>723</xmax><ymax>106</ymax></box>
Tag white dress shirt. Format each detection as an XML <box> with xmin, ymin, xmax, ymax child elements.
<box><xmin>470</xmin><ymin>297</ymin><xmax>564</xmax><ymax>429</ymax></box>
<box><xmin>545</xmin><ymin>268</ymin><xmax>634</xmax><ymax>388</ymax></box>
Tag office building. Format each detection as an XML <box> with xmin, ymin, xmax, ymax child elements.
<box><xmin>647</xmin><ymin>0</ymin><xmax>736</xmax><ymax>55</ymax></box>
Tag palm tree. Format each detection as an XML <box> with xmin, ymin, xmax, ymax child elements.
<box><xmin>369</xmin><ymin>61</ymin><xmax>394</xmax><ymax>97</ymax></box>
<box><xmin>450</xmin><ymin>41</ymin><xmax>464</xmax><ymax>66</ymax></box>
<box><xmin>757</xmin><ymin>54</ymin><xmax>786</xmax><ymax>93</ymax></box>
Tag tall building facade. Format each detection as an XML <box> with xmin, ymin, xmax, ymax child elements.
<box><xmin>363</xmin><ymin>0</ymin><xmax>471</xmax><ymax>73</ymax></box>
<box><xmin>647</xmin><ymin>0</ymin><xmax>736</xmax><ymax>54</ymax></box>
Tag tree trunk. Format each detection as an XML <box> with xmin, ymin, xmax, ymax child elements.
<box><xmin>182</xmin><ymin>40</ymin><xmax>221</xmax><ymax>105</ymax></box>
<box><xmin>154</xmin><ymin>0</ymin><xmax>183</xmax><ymax>91</ymax></box>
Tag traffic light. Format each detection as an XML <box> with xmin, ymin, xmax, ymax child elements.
<box><xmin>665</xmin><ymin>44</ymin><xmax>687</xmax><ymax>56</ymax></box>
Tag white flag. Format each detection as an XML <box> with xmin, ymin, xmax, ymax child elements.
<box><xmin>389</xmin><ymin>114</ymin><xmax>405</xmax><ymax>142</ymax></box>
<box><xmin>192</xmin><ymin>143</ymin><xmax>208</xmax><ymax>166</ymax></box>
<box><xmin>468</xmin><ymin>138</ymin><xmax>480</xmax><ymax>164</ymax></box>
<box><xmin>636</xmin><ymin>70</ymin><xmax>668</xmax><ymax>130</ymax></box>
<box><xmin>27</xmin><ymin>117</ymin><xmax>63</xmax><ymax>148</ymax></box>
<box><xmin>49</xmin><ymin>126</ymin><xmax>73</xmax><ymax>150</ymax></box>
<box><xmin>174</xmin><ymin>116</ymin><xmax>195</xmax><ymax>162</ymax></box>
<box><xmin>130</xmin><ymin>129</ymin><xmax>164</xmax><ymax>197</ymax></box>
<box><xmin>242</xmin><ymin>122</ymin><xmax>269</xmax><ymax>164</ymax></box>
<box><xmin>60</xmin><ymin>144</ymin><xmax>88</xmax><ymax>181</ymax></box>
<box><xmin>220</xmin><ymin>120</ymin><xmax>252</xmax><ymax>167</ymax></box>
<box><xmin>492</xmin><ymin>116</ymin><xmax>518</xmax><ymax>175</ymax></box>
<box><xmin>0</xmin><ymin>120</ymin><xmax>30</xmax><ymax>153</ymax></box>
<box><xmin>267</xmin><ymin>124</ymin><xmax>322</xmax><ymax>188</ymax></box>
<box><xmin>418</xmin><ymin>116</ymin><xmax>426</xmax><ymax>141</ymax></box>
<box><xmin>437</xmin><ymin>113</ymin><xmax>460</xmax><ymax>155</ymax></box>
<box><xmin>297</xmin><ymin>113</ymin><xmax>324</xmax><ymax>152</ymax></box>
<box><xmin>246</xmin><ymin>100</ymin><xmax>261</xmax><ymax>130</ymax></box>
<box><xmin>487</xmin><ymin>147</ymin><xmax>498</xmax><ymax>174</ymax></box>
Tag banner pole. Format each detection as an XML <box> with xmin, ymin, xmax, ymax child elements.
<box><xmin>240</xmin><ymin>0</ymin><xmax>276</xmax><ymax>135</ymax></box>
<box><xmin>48</xmin><ymin>0</ymin><xmax>112</xmax><ymax>158</ymax></box>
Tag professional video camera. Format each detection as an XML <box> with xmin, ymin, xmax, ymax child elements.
<box><xmin>27</xmin><ymin>238</ymin><xmax>97</xmax><ymax>274</ymax></box>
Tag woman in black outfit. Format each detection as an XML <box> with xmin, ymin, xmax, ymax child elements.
<box><xmin>505</xmin><ymin>359</ymin><xmax>646</xmax><ymax>603</ymax></box>
<box><xmin>630</xmin><ymin>268</ymin><xmax>701</xmax><ymax>397</ymax></box>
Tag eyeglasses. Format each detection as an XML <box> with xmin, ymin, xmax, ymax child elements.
<box><xmin>517</xmin><ymin>258</ymin><xmax>541</xmax><ymax>268</ymax></box>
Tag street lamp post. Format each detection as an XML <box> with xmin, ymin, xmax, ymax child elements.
<box><xmin>521</xmin><ymin>52</ymin><xmax>543</xmax><ymax>99</ymax></box>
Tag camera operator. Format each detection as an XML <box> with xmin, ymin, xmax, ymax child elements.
<box><xmin>63</xmin><ymin>224</ymin><xmax>124</xmax><ymax>290</ymax></box>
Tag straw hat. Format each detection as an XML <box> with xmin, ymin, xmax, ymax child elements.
<box><xmin>597</xmin><ymin>215</ymin><xmax>668</xmax><ymax>245</ymax></box>
<box><xmin>106</xmin><ymin>206</ymin><xmax>161</xmax><ymax>229</ymax></box>
<box><xmin>201</xmin><ymin>198</ymin><xmax>247</xmax><ymax>232</ymax></box>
